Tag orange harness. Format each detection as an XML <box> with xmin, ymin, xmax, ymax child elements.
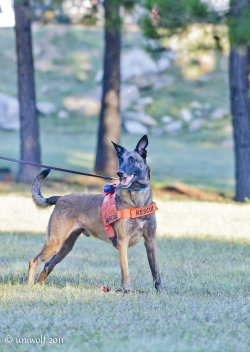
<box><xmin>102</xmin><ymin>183</ymin><xmax>158</xmax><ymax>249</ymax></box>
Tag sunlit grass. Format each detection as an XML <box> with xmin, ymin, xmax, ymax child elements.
<box><xmin>0</xmin><ymin>194</ymin><xmax>249</xmax><ymax>352</ymax></box>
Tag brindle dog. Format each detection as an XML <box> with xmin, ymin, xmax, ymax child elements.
<box><xmin>27</xmin><ymin>135</ymin><xmax>163</xmax><ymax>292</ymax></box>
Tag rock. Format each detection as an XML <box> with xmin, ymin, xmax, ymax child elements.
<box><xmin>165</xmin><ymin>121</ymin><xmax>183</xmax><ymax>133</ymax></box>
<box><xmin>151</xmin><ymin>127</ymin><xmax>163</xmax><ymax>136</ymax></box>
<box><xmin>180</xmin><ymin>108</ymin><xmax>193</xmax><ymax>122</ymax></box>
<box><xmin>204</xmin><ymin>102</ymin><xmax>211</xmax><ymax>109</ymax></box>
<box><xmin>188</xmin><ymin>119</ymin><xmax>204</xmax><ymax>132</ymax></box>
<box><xmin>121</xmin><ymin>85</ymin><xmax>140</xmax><ymax>110</ymax></box>
<box><xmin>131</xmin><ymin>73</ymin><xmax>158</xmax><ymax>90</ymax></box>
<box><xmin>37</xmin><ymin>102</ymin><xmax>57</xmax><ymax>115</ymax></box>
<box><xmin>63</xmin><ymin>96</ymin><xmax>100</xmax><ymax>117</ymax></box>
<box><xmin>95</xmin><ymin>70</ymin><xmax>103</xmax><ymax>83</ymax></box>
<box><xmin>96</xmin><ymin>48</ymin><xmax>158</xmax><ymax>83</ymax></box>
<box><xmin>221</xmin><ymin>138</ymin><xmax>234</xmax><ymax>148</ymax></box>
<box><xmin>123</xmin><ymin>111</ymin><xmax>157</xmax><ymax>127</ymax></box>
<box><xmin>161</xmin><ymin>115</ymin><xmax>173</xmax><ymax>123</ymax></box>
<box><xmin>198</xmin><ymin>75</ymin><xmax>210</xmax><ymax>83</ymax></box>
<box><xmin>0</xmin><ymin>93</ymin><xmax>20</xmax><ymax>130</ymax></box>
<box><xmin>153</xmin><ymin>73</ymin><xmax>175</xmax><ymax>90</ymax></box>
<box><xmin>121</xmin><ymin>48</ymin><xmax>158</xmax><ymax>81</ymax></box>
<box><xmin>190</xmin><ymin>101</ymin><xmax>202</xmax><ymax>109</ymax></box>
<box><xmin>223</xmin><ymin>125</ymin><xmax>233</xmax><ymax>134</ymax></box>
<box><xmin>57</xmin><ymin>110</ymin><xmax>69</xmax><ymax>119</ymax></box>
<box><xmin>210</xmin><ymin>108</ymin><xmax>229</xmax><ymax>120</ymax></box>
<box><xmin>138</xmin><ymin>96</ymin><xmax>154</xmax><ymax>106</ymax></box>
<box><xmin>87</xmin><ymin>85</ymin><xmax>140</xmax><ymax>111</ymax></box>
<box><xmin>157</xmin><ymin>57</ymin><xmax>171</xmax><ymax>72</ymax></box>
<box><xmin>124</xmin><ymin>120</ymin><xmax>148</xmax><ymax>135</ymax></box>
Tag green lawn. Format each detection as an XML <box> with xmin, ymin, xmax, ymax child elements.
<box><xmin>0</xmin><ymin>233</ymin><xmax>249</xmax><ymax>352</ymax></box>
<box><xmin>0</xmin><ymin>24</ymin><xmax>234</xmax><ymax>196</ymax></box>
<box><xmin>0</xmin><ymin>195</ymin><xmax>249</xmax><ymax>352</ymax></box>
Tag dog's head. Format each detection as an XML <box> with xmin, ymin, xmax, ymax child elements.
<box><xmin>112</xmin><ymin>135</ymin><xmax>150</xmax><ymax>189</ymax></box>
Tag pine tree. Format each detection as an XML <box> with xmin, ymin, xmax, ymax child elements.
<box><xmin>141</xmin><ymin>0</ymin><xmax>250</xmax><ymax>201</ymax></box>
<box><xmin>14</xmin><ymin>0</ymin><xmax>41</xmax><ymax>182</ymax></box>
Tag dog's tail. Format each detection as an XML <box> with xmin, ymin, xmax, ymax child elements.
<box><xmin>31</xmin><ymin>169</ymin><xmax>60</xmax><ymax>208</ymax></box>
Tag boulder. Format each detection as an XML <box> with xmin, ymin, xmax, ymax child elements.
<box><xmin>210</xmin><ymin>108</ymin><xmax>229</xmax><ymax>120</ymax></box>
<box><xmin>121</xmin><ymin>85</ymin><xmax>140</xmax><ymax>110</ymax></box>
<box><xmin>157</xmin><ymin>57</ymin><xmax>171</xmax><ymax>72</ymax></box>
<box><xmin>189</xmin><ymin>119</ymin><xmax>204</xmax><ymax>132</ymax></box>
<box><xmin>123</xmin><ymin>111</ymin><xmax>157</xmax><ymax>127</ymax></box>
<box><xmin>131</xmin><ymin>73</ymin><xmax>159</xmax><ymax>90</ymax></box>
<box><xmin>221</xmin><ymin>138</ymin><xmax>234</xmax><ymax>148</ymax></box>
<box><xmin>153</xmin><ymin>73</ymin><xmax>175</xmax><ymax>90</ymax></box>
<box><xmin>138</xmin><ymin>96</ymin><xmax>154</xmax><ymax>106</ymax></box>
<box><xmin>95</xmin><ymin>48</ymin><xmax>158</xmax><ymax>82</ymax></box>
<box><xmin>63</xmin><ymin>96</ymin><xmax>100</xmax><ymax>117</ymax></box>
<box><xmin>37</xmin><ymin>102</ymin><xmax>57</xmax><ymax>115</ymax></box>
<box><xmin>0</xmin><ymin>93</ymin><xmax>20</xmax><ymax>130</ymax></box>
<box><xmin>151</xmin><ymin>127</ymin><xmax>163</xmax><ymax>136</ymax></box>
<box><xmin>121</xmin><ymin>48</ymin><xmax>158</xmax><ymax>81</ymax></box>
<box><xmin>87</xmin><ymin>85</ymin><xmax>140</xmax><ymax>111</ymax></box>
<box><xmin>124</xmin><ymin>120</ymin><xmax>148</xmax><ymax>135</ymax></box>
<box><xmin>190</xmin><ymin>101</ymin><xmax>202</xmax><ymax>109</ymax></box>
<box><xmin>180</xmin><ymin>108</ymin><xmax>193</xmax><ymax>122</ymax></box>
<box><xmin>57</xmin><ymin>110</ymin><xmax>69</xmax><ymax>119</ymax></box>
<box><xmin>161</xmin><ymin>115</ymin><xmax>173</xmax><ymax>123</ymax></box>
<box><xmin>165</xmin><ymin>121</ymin><xmax>183</xmax><ymax>133</ymax></box>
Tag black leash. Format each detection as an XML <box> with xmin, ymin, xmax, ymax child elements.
<box><xmin>0</xmin><ymin>155</ymin><xmax>118</xmax><ymax>181</ymax></box>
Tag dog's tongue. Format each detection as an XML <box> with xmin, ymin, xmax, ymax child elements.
<box><xmin>121</xmin><ymin>175</ymin><xmax>134</xmax><ymax>187</ymax></box>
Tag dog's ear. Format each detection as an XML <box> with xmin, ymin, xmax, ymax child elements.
<box><xmin>111</xmin><ymin>141</ymin><xmax>126</xmax><ymax>159</ymax></box>
<box><xmin>135</xmin><ymin>135</ymin><xmax>148</xmax><ymax>159</ymax></box>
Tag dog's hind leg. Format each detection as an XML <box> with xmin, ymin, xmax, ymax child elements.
<box><xmin>27</xmin><ymin>214</ymin><xmax>77</xmax><ymax>287</ymax></box>
<box><xmin>37</xmin><ymin>230</ymin><xmax>81</xmax><ymax>284</ymax></box>
<box><xmin>27</xmin><ymin>241</ymin><xmax>61</xmax><ymax>287</ymax></box>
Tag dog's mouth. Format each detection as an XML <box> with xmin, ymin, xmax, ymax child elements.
<box><xmin>121</xmin><ymin>174</ymin><xmax>137</xmax><ymax>188</ymax></box>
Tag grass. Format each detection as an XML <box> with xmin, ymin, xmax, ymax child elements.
<box><xmin>0</xmin><ymin>195</ymin><xmax>249</xmax><ymax>352</ymax></box>
<box><xmin>0</xmin><ymin>23</ymin><xmax>247</xmax><ymax>352</ymax></box>
<box><xmin>0</xmin><ymin>24</ymin><xmax>234</xmax><ymax>196</ymax></box>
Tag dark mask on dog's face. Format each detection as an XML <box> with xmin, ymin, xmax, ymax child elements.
<box><xmin>112</xmin><ymin>135</ymin><xmax>149</xmax><ymax>188</ymax></box>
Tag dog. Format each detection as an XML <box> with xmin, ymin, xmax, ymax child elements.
<box><xmin>27</xmin><ymin>135</ymin><xmax>163</xmax><ymax>292</ymax></box>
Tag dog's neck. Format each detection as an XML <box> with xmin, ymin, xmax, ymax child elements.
<box><xmin>115</xmin><ymin>171</ymin><xmax>152</xmax><ymax>209</ymax></box>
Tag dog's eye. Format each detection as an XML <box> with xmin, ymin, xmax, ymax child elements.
<box><xmin>129</xmin><ymin>157</ymin><xmax>135</xmax><ymax>163</ymax></box>
<box><xmin>120</xmin><ymin>157</ymin><xmax>124</xmax><ymax>163</ymax></box>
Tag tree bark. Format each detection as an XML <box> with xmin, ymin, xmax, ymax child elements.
<box><xmin>14</xmin><ymin>0</ymin><xmax>41</xmax><ymax>182</ymax></box>
<box><xmin>94</xmin><ymin>1</ymin><xmax>121</xmax><ymax>176</ymax></box>
<box><xmin>229</xmin><ymin>46</ymin><xmax>250</xmax><ymax>201</ymax></box>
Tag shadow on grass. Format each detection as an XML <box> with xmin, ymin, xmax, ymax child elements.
<box><xmin>0</xmin><ymin>232</ymin><xmax>249</xmax><ymax>295</ymax></box>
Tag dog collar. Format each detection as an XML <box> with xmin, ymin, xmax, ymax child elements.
<box><xmin>102</xmin><ymin>183</ymin><xmax>158</xmax><ymax>249</ymax></box>
<box><xmin>125</xmin><ymin>186</ymin><xmax>147</xmax><ymax>191</ymax></box>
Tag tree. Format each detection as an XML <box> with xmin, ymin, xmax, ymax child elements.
<box><xmin>141</xmin><ymin>0</ymin><xmax>250</xmax><ymax>201</ymax></box>
<box><xmin>94</xmin><ymin>0</ymin><xmax>121</xmax><ymax>176</ymax></box>
<box><xmin>94</xmin><ymin>0</ymin><xmax>136</xmax><ymax>176</ymax></box>
<box><xmin>228</xmin><ymin>0</ymin><xmax>250</xmax><ymax>201</ymax></box>
<box><xmin>14</xmin><ymin>0</ymin><xmax>41</xmax><ymax>182</ymax></box>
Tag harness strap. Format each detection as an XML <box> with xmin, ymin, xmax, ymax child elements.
<box><xmin>102</xmin><ymin>183</ymin><xmax>158</xmax><ymax>249</ymax></box>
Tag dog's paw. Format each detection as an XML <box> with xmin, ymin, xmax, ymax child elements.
<box><xmin>155</xmin><ymin>285</ymin><xmax>164</xmax><ymax>293</ymax></box>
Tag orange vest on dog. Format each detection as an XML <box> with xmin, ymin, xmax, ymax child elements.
<box><xmin>102</xmin><ymin>183</ymin><xmax>158</xmax><ymax>249</ymax></box>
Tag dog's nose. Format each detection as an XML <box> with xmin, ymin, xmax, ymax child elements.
<box><xmin>117</xmin><ymin>170</ymin><xmax>124</xmax><ymax>178</ymax></box>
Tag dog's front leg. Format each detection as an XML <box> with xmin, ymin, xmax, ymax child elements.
<box><xmin>143</xmin><ymin>222</ymin><xmax>163</xmax><ymax>292</ymax></box>
<box><xmin>117</xmin><ymin>237</ymin><xmax>131</xmax><ymax>292</ymax></box>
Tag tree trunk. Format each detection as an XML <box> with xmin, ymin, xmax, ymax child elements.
<box><xmin>14</xmin><ymin>0</ymin><xmax>41</xmax><ymax>182</ymax></box>
<box><xmin>229</xmin><ymin>46</ymin><xmax>250</xmax><ymax>201</ymax></box>
<box><xmin>94</xmin><ymin>1</ymin><xmax>121</xmax><ymax>177</ymax></box>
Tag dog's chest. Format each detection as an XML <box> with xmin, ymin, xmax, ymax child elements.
<box><xmin>128</xmin><ymin>217</ymin><xmax>146</xmax><ymax>247</ymax></box>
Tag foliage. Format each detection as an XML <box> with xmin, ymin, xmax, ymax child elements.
<box><xmin>141</xmin><ymin>0</ymin><xmax>250</xmax><ymax>47</ymax></box>
<box><xmin>141</xmin><ymin>0</ymin><xmax>209</xmax><ymax>39</ymax></box>
<box><xmin>228</xmin><ymin>2</ymin><xmax>250</xmax><ymax>46</ymax></box>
